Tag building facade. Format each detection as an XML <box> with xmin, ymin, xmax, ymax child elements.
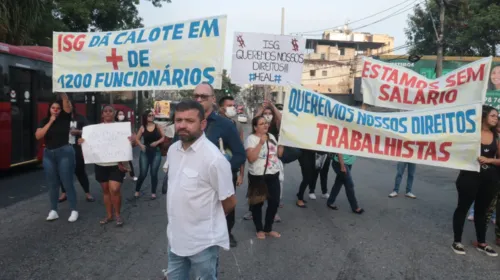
<box><xmin>301</xmin><ymin>27</ymin><xmax>394</xmax><ymax>102</ymax></box>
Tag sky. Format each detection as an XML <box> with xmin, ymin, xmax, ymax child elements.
<box><xmin>137</xmin><ymin>0</ymin><xmax>418</xmax><ymax>71</ymax></box>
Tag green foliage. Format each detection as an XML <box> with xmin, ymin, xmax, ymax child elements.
<box><xmin>1</xmin><ymin>0</ymin><xmax>171</xmax><ymax>46</ymax></box>
<box><xmin>405</xmin><ymin>0</ymin><xmax>500</xmax><ymax>56</ymax></box>
<box><xmin>0</xmin><ymin>0</ymin><xmax>47</xmax><ymax>45</ymax></box>
<box><xmin>214</xmin><ymin>69</ymin><xmax>241</xmax><ymax>102</ymax></box>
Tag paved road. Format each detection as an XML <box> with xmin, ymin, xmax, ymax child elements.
<box><xmin>1</xmin><ymin>126</ymin><xmax>499</xmax><ymax>279</ymax></box>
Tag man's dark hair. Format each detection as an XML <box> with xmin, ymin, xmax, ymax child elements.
<box><xmin>175</xmin><ymin>100</ymin><xmax>205</xmax><ymax>121</ymax></box>
<box><xmin>218</xmin><ymin>95</ymin><xmax>234</xmax><ymax>107</ymax></box>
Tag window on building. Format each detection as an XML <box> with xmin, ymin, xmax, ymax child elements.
<box><xmin>321</xmin><ymin>53</ymin><xmax>326</xmax><ymax>60</ymax></box>
<box><xmin>310</xmin><ymin>70</ymin><xmax>316</xmax><ymax>77</ymax></box>
<box><xmin>339</xmin><ymin>48</ymin><xmax>345</xmax><ymax>56</ymax></box>
<box><xmin>322</xmin><ymin>70</ymin><xmax>327</xmax><ymax>77</ymax></box>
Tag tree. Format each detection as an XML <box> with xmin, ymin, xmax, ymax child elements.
<box><xmin>405</xmin><ymin>0</ymin><xmax>500</xmax><ymax>57</ymax></box>
<box><xmin>0</xmin><ymin>0</ymin><xmax>47</xmax><ymax>45</ymax></box>
<box><xmin>214</xmin><ymin>69</ymin><xmax>241</xmax><ymax>102</ymax></box>
<box><xmin>0</xmin><ymin>0</ymin><xmax>171</xmax><ymax>46</ymax></box>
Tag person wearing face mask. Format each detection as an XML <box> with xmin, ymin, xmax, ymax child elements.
<box><xmin>115</xmin><ymin>110</ymin><xmax>137</xmax><ymax>181</ymax></box>
<box><xmin>218</xmin><ymin>96</ymin><xmax>245</xmax><ymax>247</ymax></box>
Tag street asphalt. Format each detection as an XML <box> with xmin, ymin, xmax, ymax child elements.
<box><xmin>0</xmin><ymin>124</ymin><xmax>499</xmax><ymax>280</ymax></box>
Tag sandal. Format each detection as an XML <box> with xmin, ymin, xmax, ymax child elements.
<box><xmin>265</xmin><ymin>231</ymin><xmax>281</xmax><ymax>238</ymax></box>
<box><xmin>58</xmin><ymin>196</ymin><xmax>67</xmax><ymax>203</ymax></box>
<box><xmin>86</xmin><ymin>196</ymin><xmax>95</xmax><ymax>202</ymax></box>
<box><xmin>296</xmin><ymin>201</ymin><xmax>307</xmax><ymax>208</ymax></box>
<box><xmin>100</xmin><ymin>217</ymin><xmax>114</xmax><ymax>225</ymax></box>
<box><xmin>116</xmin><ymin>216</ymin><xmax>124</xmax><ymax>227</ymax></box>
<box><xmin>256</xmin><ymin>232</ymin><xmax>266</xmax><ymax>239</ymax></box>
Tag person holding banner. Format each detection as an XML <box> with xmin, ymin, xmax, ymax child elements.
<box><xmin>452</xmin><ymin>105</ymin><xmax>500</xmax><ymax>257</ymax></box>
<box><xmin>35</xmin><ymin>93</ymin><xmax>79</xmax><ymax>222</ymax></box>
<box><xmin>134</xmin><ymin>110</ymin><xmax>165</xmax><ymax>200</ymax></box>
<box><xmin>326</xmin><ymin>153</ymin><xmax>364</xmax><ymax>215</ymax></box>
<box><xmin>78</xmin><ymin>106</ymin><xmax>134</xmax><ymax>227</ymax></box>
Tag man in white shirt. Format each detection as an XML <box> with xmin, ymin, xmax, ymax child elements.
<box><xmin>165</xmin><ymin>100</ymin><xmax>236</xmax><ymax>280</ymax></box>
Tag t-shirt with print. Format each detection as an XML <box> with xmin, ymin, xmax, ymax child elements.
<box><xmin>38</xmin><ymin>110</ymin><xmax>71</xmax><ymax>150</ymax></box>
<box><xmin>245</xmin><ymin>134</ymin><xmax>280</xmax><ymax>176</ymax></box>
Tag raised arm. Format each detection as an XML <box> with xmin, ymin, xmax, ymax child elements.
<box><xmin>59</xmin><ymin>93</ymin><xmax>72</xmax><ymax>113</ymax></box>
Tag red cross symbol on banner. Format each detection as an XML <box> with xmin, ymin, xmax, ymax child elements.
<box><xmin>106</xmin><ymin>48</ymin><xmax>123</xmax><ymax>70</ymax></box>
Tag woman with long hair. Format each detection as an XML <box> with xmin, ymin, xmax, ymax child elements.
<box><xmin>59</xmin><ymin>101</ymin><xmax>95</xmax><ymax>203</ymax></box>
<box><xmin>115</xmin><ymin>110</ymin><xmax>137</xmax><ymax>181</ymax></box>
<box><xmin>134</xmin><ymin>110</ymin><xmax>165</xmax><ymax>200</ymax></box>
<box><xmin>245</xmin><ymin>116</ymin><xmax>283</xmax><ymax>239</ymax></box>
<box><xmin>78</xmin><ymin>105</ymin><xmax>134</xmax><ymax>226</ymax></box>
<box><xmin>35</xmin><ymin>93</ymin><xmax>79</xmax><ymax>222</ymax></box>
<box><xmin>452</xmin><ymin>105</ymin><xmax>500</xmax><ymax>257</ymax></box>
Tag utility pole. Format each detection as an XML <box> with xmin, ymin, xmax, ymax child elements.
<box><xmin>435</xmin><ymin>0</ymin><xmax>445</xmax><ymax>78</ymax></box>
<box><xmin>278</xmin><ymin>7</ymin><xmax>285</xmax><ymax>104</ymax></box>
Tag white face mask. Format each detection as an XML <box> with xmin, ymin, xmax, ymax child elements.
<box><xmin>264</xmin><ymin>115</ymin><xmax>273</xmax><ymax>123</ymax></box>
<box><xmin>225</xmin><ymin>106</ymin><xmax>237</xmax><ymax>118</ymax></box>
<box><xmin>117</xmin><ymin>115</ymin><xmax>125</xmax><ymax>121</ymax></box>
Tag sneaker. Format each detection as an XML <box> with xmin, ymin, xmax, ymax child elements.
<box><xmin>309</xmin><ymin>193</ymin><xmax>317</xmax><ymax>200</ymax></box>
<box><xmin>321</xmin><ymin>193</ymin><xmax>330</xmax><ymax>199</ymax></box>
<box><xmin>452</xmin><ymin>242</ymin><xmax>466</xmax><ymax>255</ymax></box>
<box><xmin>68</xmin><ymin>211</ymin><xmax>79</xmax><ymax>222</ymax></box>
<box><xmin>388</xmin><ymin>191</ymin><xmax>398</xmax><ymax>198</ymax></box>
<box><xmin>243</xmin><ymin>212</ymin><xmax>253</xmax><ymax>220</ymax></box>
<box><xmin>476</xmin><ymin>244</ymin><xmax>498</xmax><ymax>257</ymax></box>
<box><xmin>46</xmin><ymin>210</ymin><xmax>59</xmax><ymax>221</ymax></box>
<box><xmin>467</xmin><ymin>214</ymin><xmax>474</xmax><ymax>221</ymax></box>
<box><xmin>229</xmin><ymin>233</ymin><xmax>237</xmax><ymax>248</ymax></box>
<box><xmin>133</xmin><ymin>176</ymin><xmax>138</xmax><ymax>181</ymax></box>
<box><xmin>405</xmin><ymin>192</ymin><xmax>417</xmax><ymax>199</ymax></box>
<box><xmin>274</xmin><ymin>214</ymin><xmax>281</xmax><ymax>223</ymax></box>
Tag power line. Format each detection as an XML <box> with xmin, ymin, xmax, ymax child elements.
<box><xmin>291</xmin><ymin>0</ymin><xmax>417</xmax><ymax>35</ymax></box>
<box><xmin>350</xmin><ymin>1</ymin><xmax>422</xmax><ymax>31</ymax></box>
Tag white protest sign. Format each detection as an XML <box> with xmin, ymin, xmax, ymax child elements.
<box><xmin>81</xmin><ymin>122</ymin><xmax>133</xmax><ymax>164</ymax></box>
<box><xmin>362</xmin><ymin>56</ymin><xmax>492</xmax><ymax>110</ymax></box>
<box><xmin>230</xmin><ymin>32</ymin><xmax>305</xmax><ymax>85</ymax></box>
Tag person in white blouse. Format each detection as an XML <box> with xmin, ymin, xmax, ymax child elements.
<box><xmin>165</xmin><ymin>100</ymin><xmax>236</xmax><ymax>280</ymax></box>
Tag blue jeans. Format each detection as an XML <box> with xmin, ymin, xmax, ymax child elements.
<box><xmin>135</xmin><ymin>148</ymin><xmax>162</xmax><ymax>194</ymax></box>
<box><xmin>393</xmin><ymin>162</ymin><xmax>416</xmax><ymax>193</ymax></box>
<box><xmin>166</xmin><ymin>245</ymin><xmax>219</xmax><ymax>280</ymax></box>
<box><xmin>327</xmin><ymin>161</ymin><xmax>359</xmax><ymax>211</ymax></box>
<box><xmin>43</xmin><ymin>145</ymin><xmax>77</xmax><ymax>211</ymax></box>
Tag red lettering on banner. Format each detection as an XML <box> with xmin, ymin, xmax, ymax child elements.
<box><xmin>316</xmin><ymin>123</ymin><xmax>328</xmax><ymax>144</ymax></box>
<box><xmin>438</xmin><ymin>142</ymin><xmax>452</xmax><ymax>161</ymax></box>
<box><xmin>445</xmin><ymin>65</ymin><xmax>486</xmax><ymax>87</ymax></box>
<box><xmin>381</xmin><ymin>66</ymin><xmax>392</xmax><ymax>80</ymax></box>
<box><xmin>339</xmin><ymin>128</ymin><xmax>349</xmax><ymax>148</ymax></box>
<box><xmin>378</xmin><ymin>84</ymin><xmax>457</xmax><ymax>105</ymax></box>
<box><xmin>326</xmin><ymin>124</ymin><xmax>339</xmax><ymax>147</ymax></box>
<box><xmin>362</xmin><ymin>61</ymin><xmax>372</xmax><ymax>78</ymax></box>
<box><xmin>399</xmin><ymin>73</ymin><xmax>417</xmax><ymax>88</ymax></box>
<box><xmin>370</xmin><ymin>64</ymin><xmax>381</xmax><ymax>79</ymax></box>
<box><xmin>315</xmin><ymin>123</ymin><xmax>453</xmax><ymax>163</ymax></box>
<box><xmin>387</xmin><ymin>69</ymin><xmax>399</xmax><ymax>84</ymax></box>
<box><xmin>57</xmin><ymin>34</ymin><xmax>86</xmax><ymax>52</ymax></box>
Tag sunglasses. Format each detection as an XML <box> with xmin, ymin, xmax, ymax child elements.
<box><xmin>148</xmin><ymin>114</ymin><xmax>154</xmax><ymax>117</ymax></box>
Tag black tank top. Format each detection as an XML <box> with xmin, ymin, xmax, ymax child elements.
<box><xmin>143</xmin><ymin>125</ymin><xmax>161</xmax><ymax>146</ymax></box>
<box><xmin>481</xmin><ymin>136</ymin><xmax>497</xmax><ymax>158</ymax></box>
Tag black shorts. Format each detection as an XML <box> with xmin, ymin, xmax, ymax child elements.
<box><xmin>95</xmin><ymin>164</ymin><xmax>125</xmax><ymax>183</ymax></box>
